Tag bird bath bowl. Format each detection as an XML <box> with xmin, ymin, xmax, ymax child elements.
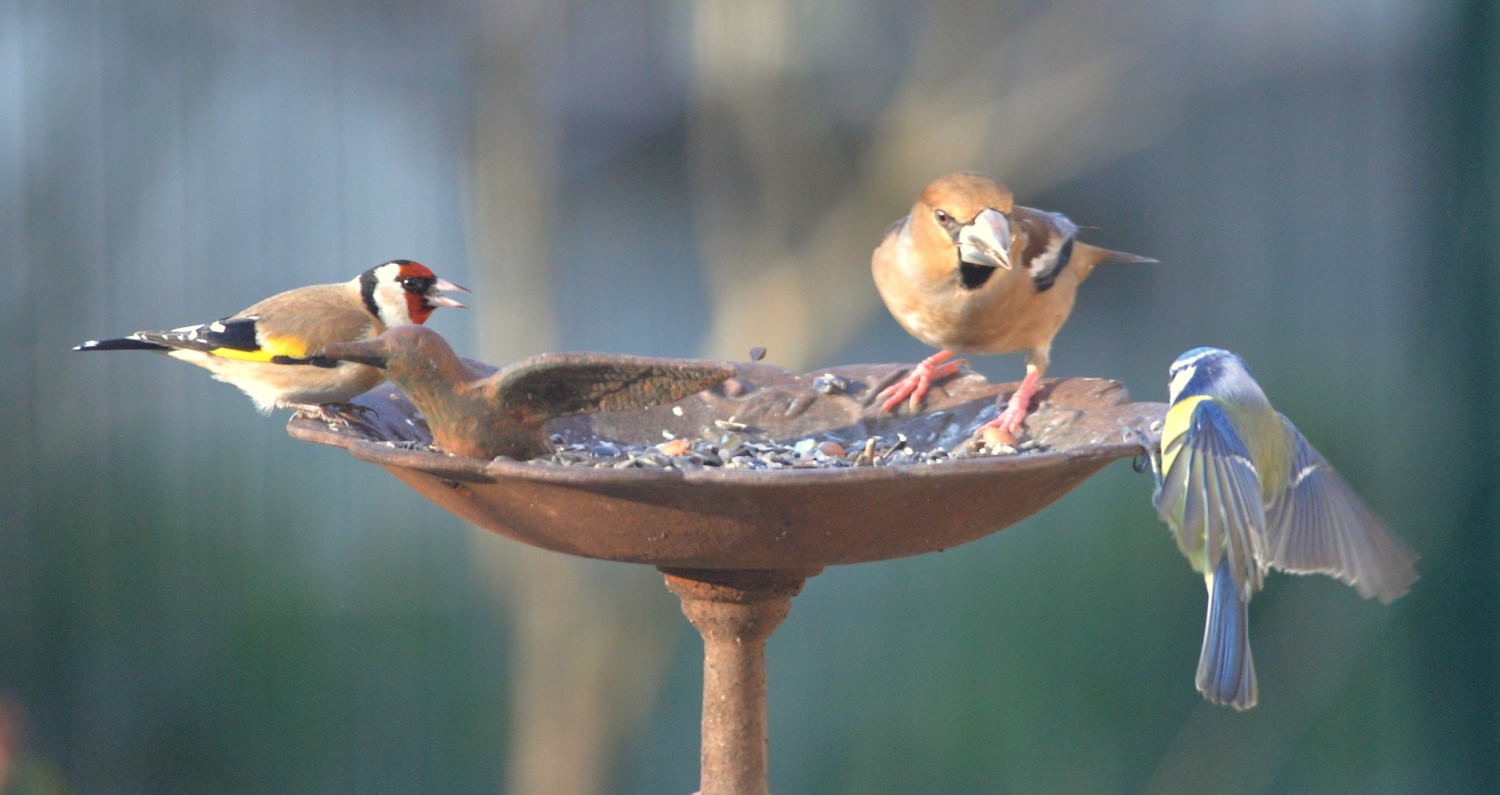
<box><xmin>288</xmin><ymin>359</ymin><xmax>1165</xmax><ymax>795</ymax></box>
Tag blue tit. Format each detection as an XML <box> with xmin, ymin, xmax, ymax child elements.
<box><xmin>1145</xmin><ymin>347</ymin><xmax>1418</xmax><ymax>710</ymax></box>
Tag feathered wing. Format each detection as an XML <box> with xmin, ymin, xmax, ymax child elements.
<box><xmin>1154</xmin><ymin>400</ymin><xmax>1267</xmax><ymax>593</ymax></box>
<box><xmin>496</xmin><ymin>354</ymin><xmax>734</xmax><ymax>420</ymax></box>
<box><xmin>125</xmin><ymin>286</ymin><xmax>374</xmax><ymax>366</ymax></box>
<box><xmin>1154</xmin><ymin>400</ymin><xmax>1266</xmax><ymax>710</ymax></box>
<box><xmin>1263</xmin><ymin>416</ymin><xmax>1419</xmax><ymax>603</ymax></box>
<box><xmin>233</xmin><ymin>284</ymin><xmax>376</xmax><ymax>360</ymax></box>
<box><xmin>131</xmin><ymin>317</ymin><xmax>268</xmax><ymax>355</ymax></box>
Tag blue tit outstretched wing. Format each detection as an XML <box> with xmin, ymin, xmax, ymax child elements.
<box><xmin>1263</xmin><ymin>416</ymin><xmax>1419</xmax><ymax>603</ymax></box>
<box><xmin>1154</xmin><ymin>398</ymin><xmax>1266</xmax><ymax>595</ymax></box>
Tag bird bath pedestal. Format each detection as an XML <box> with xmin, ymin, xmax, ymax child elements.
<box><xmin>288</xmin><ymin>361</ymin><xmax>1164</xmax><ymax>795</ymax></box>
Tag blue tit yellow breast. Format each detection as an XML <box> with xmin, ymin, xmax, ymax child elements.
<box><xmin>1158</xmin><ymin>394</ymin><xmax>1207</xmax><ymax>478</ymax></box>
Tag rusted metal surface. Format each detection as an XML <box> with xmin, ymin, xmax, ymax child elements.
<box><xmin>662</xmin><ymin>568</ymin><xmax>817</xmax><ymax>795</ymax></box>
<box><xmin>287</xmin><ymin>361</ymin><xmax>1165</xmax><ymax>570</ymax></box>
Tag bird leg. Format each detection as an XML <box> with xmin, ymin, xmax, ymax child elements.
<box><xmin>877</xmin><ymin>350</ymin><xmax>967</xmax><ymax>414</ymax></box>
<box><xmin>1122</xmin><ymin>425</ymin><xmax>1164</xmax><ymax>489</ymax></box>
<box><xmin>983</xmin><ymin>363</ymin><xmax>1042</xmax><ymax>434</ymax></box>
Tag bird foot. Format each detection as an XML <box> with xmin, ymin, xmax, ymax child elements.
<box><xmin>877</xmin><ymin>351</ymin><xmax>966</xmax><ymax>413</ymax></box>
<box><xmin>975</xmin><ymin>395</ymin><xmax>1028</xmax><ymax>436</ymax></box>
<box><xmin>978</xmin><ymin>368</ymin><xmax>1041</xmax><ymax>434</ymax></box>
<box><xmin>990</xmin><ymin>403</ymin><xmax>1027</xmax><ymax>434</ymax></box>
<box><xmin>1122</xmin><ymin>425</ymin><xmax>1163</xmax><ymax>487</ymax></box>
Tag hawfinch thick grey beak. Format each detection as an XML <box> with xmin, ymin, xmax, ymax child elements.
<box><xmin>958</xmin><ymin>207</ymin><xmax>1013</xmax><ymax>270</ymax></box>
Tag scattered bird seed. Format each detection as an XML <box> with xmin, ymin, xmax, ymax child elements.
<box><xmin>658</xmin><ymin>438</ymin><xmax>693</xmax><ymax>457</ymax></box>
<box><xmin>523</xmin><ymin>428</ymin><xmax>1048</xmax><ymax>471</ymax></box>
<box><xmin>980</xmin><ymin>426</ymin><xmax>1016</xmax><ymax>448</ymax></box>
<box><xmin>813</xmin><ymin>373</ymin><xmax>849</xmax><ymax>395</ymax></box>
<box><xmin>749</xmin><ymin>347</ymin><xmax>767</xmax><ymax>362</ymax></box>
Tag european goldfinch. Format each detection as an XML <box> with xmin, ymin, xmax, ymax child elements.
<box><xmin>1146</xmin><ymin>347</ymin><xmax>1418</xmax><ymax>709</ymax></box>
<box><xmin>872</xmin><ymin>172</ymin><xmax>1153</xmax><ymax>435</ymax></box>
<box><xmin>321</xmin><ymin>326</ymin><xmax>733</xmax><ymax>460</ymax></box>
<box><xmin>75</xmin><ymin>260</ymin><xmax>467</xmax><ymax>414</ymax></box>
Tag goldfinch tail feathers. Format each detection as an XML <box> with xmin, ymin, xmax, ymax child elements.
<box><xmin>74</xmin><ymin>337</ymin><xmax>171</xmax><ymax>352</ymax></box>
<box><xmin>77</xmin><ymin>318</ymin><xmax>270</xmax><ymax>358</ymax></box>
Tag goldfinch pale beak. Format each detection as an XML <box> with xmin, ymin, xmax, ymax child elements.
<box><xmin>957</xmin><ymin>207</ymin><xmax>1012</xmax><ymax>270</ymax></box>
<box><xmin>428</xmin><ymin>278</ymin><xmax>469</xmax><ymax>309</ymax></box>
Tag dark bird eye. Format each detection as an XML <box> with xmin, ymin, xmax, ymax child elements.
<box><xmin>934</xmin><ymin>209</ymin><xmax>952</xmax><ymax>225</ymax></box>
<box><xmin>401</xmin><ymin>276</ymin><xmax>432</xmax><ymax>293</ymax></box>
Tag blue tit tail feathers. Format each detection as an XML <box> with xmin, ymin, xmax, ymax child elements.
<box><xmin>74</xmin><ymin>337</ymin><xmax>171</xmax><ymax>352</ymax></box>
<box><xmin>1264</xmin><ymin>417</ymin><xmax>1419</xmax><ymax>603</ymax></box>
<box><xmin>1198</xmin><ymin>557</ymin><xmax>1258</xmax><ymax>710</ymax></box>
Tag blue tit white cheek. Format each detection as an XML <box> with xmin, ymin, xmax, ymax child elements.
<box><xmin>1169</xmin><ymin>365</ymin><xmax>1197</xmax><ymax>403</ymax></box>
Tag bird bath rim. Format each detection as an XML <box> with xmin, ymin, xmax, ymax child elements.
<box><xmin>286</xmin><ymin>361</ymin><xmax>1165</xmax><ymax>571</ymax></box>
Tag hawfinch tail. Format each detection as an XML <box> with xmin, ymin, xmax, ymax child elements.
<box><xmin>75</xmin><ymin>260</ymin><xmax>467</xmax><ymax>414</ymax></box>
<box><xmin>872</xmin><ymin>172</ymin><xmax>1153</xmax><ymax>435</ymax></box>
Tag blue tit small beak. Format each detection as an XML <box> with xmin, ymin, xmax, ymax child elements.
<box><xmin>958</xmin><ymin>208</ymin><xmax>1013</xmax><ymax>270</ymax></box>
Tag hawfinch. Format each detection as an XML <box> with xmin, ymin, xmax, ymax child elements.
<box><xmin>872</xmin><ymin>172</ymin><xmax>1153</xmax><ymax>435</ymax></box>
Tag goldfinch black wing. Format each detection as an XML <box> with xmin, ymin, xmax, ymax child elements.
<box><xmin>120</xmin><ymin>317</ymin><xmax>333</xmax><ymax>367</ymax></box>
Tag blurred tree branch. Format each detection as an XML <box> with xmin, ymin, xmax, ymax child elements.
<box><xmin>468</xmin><ymin>5</ymin><xmax>677</xmax><ymax>795</ymax></box>
<box><xmin>468</xmin><ymin>4</ymin><xmax>1182</xmax><ymax>792</ymax></box>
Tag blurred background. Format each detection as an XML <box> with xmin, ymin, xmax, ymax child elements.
<box><xmin>2</xmin><ymin>1</ymin><xmax>1495</xmax><ymax>792</ymax></box>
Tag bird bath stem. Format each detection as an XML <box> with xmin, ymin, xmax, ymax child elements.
<box><xmin>287</xmin><ymin>357</ymin><xmax>1164</xmax><ymax>793</ymax></box>
<box><xmin>661</xmin><ymin>567</ymin><xmax>817</xmax><ymax>795</ymax></box>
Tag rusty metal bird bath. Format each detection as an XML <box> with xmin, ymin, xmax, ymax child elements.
<box><xmin>288</xmin><ymin>359</ymin><xmax>1164</xmax><ymax>795</ymax></box>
